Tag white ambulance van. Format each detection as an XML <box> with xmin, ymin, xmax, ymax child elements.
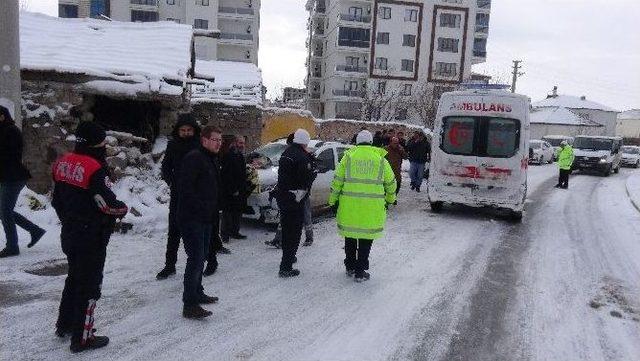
<box><xmin>428</xmin><ymin>85</ymin><xmax>531</xmax><ymax>221</ymax></box>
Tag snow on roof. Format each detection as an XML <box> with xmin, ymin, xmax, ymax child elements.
<box><xmin>532</xmin><ymin>95</ymin><xmax>617</xmax><ymax>112</ymax></box>
<box><xmin>20</xmin><ymin>12</ymin><xmax>193</xmax><ymax>86</ymax></box>
<box><xmin>530</xmin><ymin>107</ymin><xmax>602</xmax><ymax>127</ymax></box>
<box><xmin>191</xmin><ymin>60</ymin><xmax>263</xmax><ymax>106</ymax></box>
<box><xmin>618</xmin><ymin>109</ymin><xmax>640</xmax><ymax>120</ymax></box>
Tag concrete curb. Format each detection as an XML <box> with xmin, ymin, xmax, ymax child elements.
<box><xmin>625</xmin><ymin>174</ymin><xmax>640</xmax><ymax>214</ymax></box>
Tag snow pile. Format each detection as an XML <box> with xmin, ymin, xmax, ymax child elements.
<box><xmin>530</xmin><ymin>106</ymin><xmax>602</xmax><ymax>127</ymax></box>
<box><xmin>533</xmin><ymin>94</ymin><xmax>617</xmax><ymax>112</ymax></box>
<box><xmin>191</xmin><ymin>60</ymin><xmax>263</xmax><ymax>106</ymax></box>
<box><xmin>20</xmin><ymin>11</ymin><xmax>192</xmax><ymax>95</ymax></box>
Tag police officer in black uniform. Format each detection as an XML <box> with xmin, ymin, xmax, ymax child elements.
<box><xmin>52</xmin><ymin>121</ymin><xmax>128</xmax><ymax>353</ymax></box>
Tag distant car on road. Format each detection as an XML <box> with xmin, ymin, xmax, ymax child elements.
<box><xmin>529</xmin><ymin>140</ymin><xmax>554</xmax><ymax>165</ymax></box>
<box><xmin>621</xmin><ymin>145</ymin><xmax>640</xmax><ymax>168</ymax></box>
<box><xmin>572</xmin><ymin>136</ymin><xmax>623</xmax><ymax>176</ymax></box>
<box><xmin>244</xmin><ymin>139</ymin><xmax>351</xmax><ymax>224</ymax></box>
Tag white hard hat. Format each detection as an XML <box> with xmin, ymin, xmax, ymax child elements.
<box><xmin>356</xmin><ymin>130</ymin><xmax>373</xmax><ymax>145</ymax></box>
<box><xmin>293</xmin><ymin>129</ymin><xmax>311</xmax><ymax>145</ymax></box>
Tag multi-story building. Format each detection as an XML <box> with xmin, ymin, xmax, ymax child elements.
<box><xmin>304</xmin><ymin>0</ymin><xmax>491</xmax><ymax>121</ymax></box>
<box><xmin>283</xmin><ymin>87</ymin><xmax>307</xmax><ymax>103</ymax></box>
<box><xmin>58</xmin><ymin>0</ymin><xmax>261</xmax><ymax>64</ymax></box>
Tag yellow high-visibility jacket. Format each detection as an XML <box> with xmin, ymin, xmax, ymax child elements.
<box><xmin>328</xmin><ymin>145</ymin><xmax>396</xmax><ymax>240</ymax></box>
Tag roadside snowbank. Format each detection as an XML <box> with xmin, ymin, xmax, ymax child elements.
<box><xmin>625</xmin><ymin>172</ymin><xmax>640</xmax><ymax>213</ymax></box>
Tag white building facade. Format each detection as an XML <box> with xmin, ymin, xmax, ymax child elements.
<box><xmin>305</xmin><ymin>0</ymin><xmax>491</xmax><ymax>121</ymax></box>
<box><xmin>59</xmin><ymin>0</ymin><xmax>260</xmax><ymax>64</ymax></box>
<box><xmin>616</xmin><ymin>109</ymin><xmax>640</xmax><ymax>139</ymax></box>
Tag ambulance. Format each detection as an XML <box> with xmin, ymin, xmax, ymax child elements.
<box><xmin>427</xmin><ymin>85</ymin><xmax>531</xmax><ymax>221</ymax></box>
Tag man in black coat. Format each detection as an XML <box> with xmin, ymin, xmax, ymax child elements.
<box><xmin>220</xmin><ymin>135</ymin><xmax>249</xmax><ymax>243</ymax></box>
<box><xmin>156</xmin><ymin>114</ymin><xmax>201</xmax><ymax>280</ymax></box>
<box><xmin>0</xmin><ymin>98</ymin><xmax>45</xmax><ymax>258</ymax></box>
<box><xmin>177</xmin><ymin>126</ymin><xmax>222</xmax><ymax>319</ymax></box>
<box><xmin>52</xmin><ymin>121</ymin><xmax>128</xmax><ymax>353</ymax></box>
<box><xmin>275</xmin><ymin>129</ymin><xmax>316</xmax><ymax>278</ymax></box>
<box><xmin>406</xmin><ymin>131</ymin><xmax>431</xmax><ymax>192</ymax></box>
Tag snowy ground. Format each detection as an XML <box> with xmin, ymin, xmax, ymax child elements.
<box><xmin>1</xmin><ymin>164</ymin><xmax>639</xmax><ymax>361</ymax></box>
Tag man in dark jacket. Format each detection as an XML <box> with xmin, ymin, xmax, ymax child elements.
<box><xmin>275</xmin><ymin>129</ymin><xmax>316</xmax><ymax>277</ymax></box>
<box><xmin>0</xmin><ymin>98</ymin><xmax>45</xmax><ymax>258</ymax></box>
<box><xmin>177</xmin><ymin>126</ymin><xmax>222</xmax><ymax>319</ymax></box>
<box><xmin>406</xmin><ymin>131</ymin><xmax>431</xmax><ymax>192</ymax></box>
<box><xmin>52</xmin><ymin>121</ymin><xmax>128</xmax><ymax>353</ymax></box>
<box><xmin>156</xmin><ymin>114</ymin><xmax>201</xmax><ymax>280</ymax></box>
<box><xmin>220</xmin><ymin>135</ymin><xmax>248</xmax><ymax>243</ymax></box>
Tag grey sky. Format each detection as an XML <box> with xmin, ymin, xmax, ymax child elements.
<box><xmin>24</xmin><ymin>0</ymin><xmax>640</xmax><ymax>111</ymax></box>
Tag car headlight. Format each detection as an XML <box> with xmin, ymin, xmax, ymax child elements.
<box><xmin>599</xmin><ymin>156</ymin><xmax>607</xmax><ymax>163</ymax></box>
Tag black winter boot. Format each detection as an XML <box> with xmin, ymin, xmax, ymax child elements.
<box><xmin>278</xmin><ymin>269</ymin><xmax>300</xmax><ymax>278</ymax></box>
<box><xmin>203</xmin><ymin>261</ymin><xmax>218</xmax><ymax>277</ymax></box>
<box><xmin>183</xmin><ymin>305</ymin><xmax>212</xmax><ymax>319</ymax></box>
<box><xmin>28</xmin><ymin>227</ymin><xmax>45</xmax><ymax>248</ymax></box>
<box><xmin>156</xmin><ymin>266</ymin><xmax>176</xmax><ymax>280</ymax></box>
<box><xmin>70</xmin><ymin>335</ymin><xmax>109</xmax><ymax>353</ymax></box>
<box><xmin>0</xmin><ymin>248</ymin><xmax>19</xmax><ymax>258</ymax></box>
<box><xmin>354</xmin><ymin>271</ymin><xmax>370</xmax><ymax>283</ymax></box>
<box><xmin>198</xmin><ymin>294</ymin><xmax>219</xmax><ymax>304</ymax></box>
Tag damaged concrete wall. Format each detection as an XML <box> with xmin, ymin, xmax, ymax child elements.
<box><xmin>191</xmin><ymin>101</ymin><xmax>262</xmax><ymax>151</ymax></box>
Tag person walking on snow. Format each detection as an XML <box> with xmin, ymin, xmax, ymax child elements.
<box><xmin>177</xmin><ymin>126</ymin><xmax>223</xmax><ymax>319</ymax></box>
<box><xmin>406</xmin><ymin>131</ymin><xmax>430</xmax><ymax>192</ymax></box>
<box><xmin>157</xmin><ymin>114</ymin><xmax>202</xmax><ymax>280</ymax></box>
<box><xmin>275</xmin><ymin>129</ymin><xmax>316</xmax><ymax>277</ymax></box>
<box><xmin>0</xmin><ymin>98</ymin><xmax>45</xmax><ymax>258</ymax></box>
<box><xmin>555</xmin><ymin>140</ymin><xmax>574</xmax><ymax>189</ymax></box>
<box><xmin>329</xmin><ymin>130</ymin><xmax>396</xmax><ymax>282</ymax></box>
<box><xmin>385</xmin><ymin>136</ymin><xmax>407</xmax><ymax>198</ymax></box>
<box><xmin>52</xmin><ymin>121</ymin><xmax>128</xmax><ymax>353</ymax></box>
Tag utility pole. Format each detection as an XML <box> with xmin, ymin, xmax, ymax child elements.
<box><xmin>0</xmin><ymin>0</ymin><xmax>21</xmax><ymax>128</ymax></box>
<box><xmin>511</xmin><ymin>60</ymin><xmax>524</xmax><ymax>94</ymax></box>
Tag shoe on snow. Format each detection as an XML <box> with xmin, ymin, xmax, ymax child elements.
<box><xmin>70</xmin><ymin>335</ymin><xmax>109</xmax><ymax>353</ymax></box>
<box><xmin>278</xmin><ymin>269</ymin><xmax>300</xmax><ymax>278</ymax></box>
<box><xmin>198</xmin><ymin>294</ymin><xmax>219</xmax><ymax>304</ymax></box>
<box><xmin>28</xmin><ymin>228</ymin><xmax>45</xmax><ymax>248</ymax></box>
<box><xmin>217</xmin><ymin>246</ymin><xmax>232</xmax><ymax>255</ymax></box>
<box><xmin>203</xmin><ymin>264</ymin><xmax>217</xmax><ymax>277</ymax></box>
<box><xmin>156</xmin><ymin>266</ymin><xmax>176</xmax><ymax>280</ymax></box>
<box><xmin>0</xmin><ymin>248</ymin><xmax>19</xmax><ymax>258</ymax></box>
<box><xmin>183</xmin><ymin>305</ymin><xmax>212</xmax><ymax>319</ymax></box>
<box><xmin>354</xmin><ymin>271</ymin><xmax>370</xmax><ymax>283</ymax></box>
<box><xmin>230</xmin><ymin>233</ymin><xmax>247</xmax><ymax>240</ymax></box>
<box><xmin>345</xmin><ymin>269</ymin><xmax>355</xmax><ymax>277</ymax></box>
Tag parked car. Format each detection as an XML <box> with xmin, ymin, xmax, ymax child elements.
<box><xmin>529</xmin><ymin>140</ymin><xmax>554</xmax><ymax>165</ymax></box>
<box><xmin>542</xmin><ymin>135</ymin><xmax>574</xmax><ymax>160</ymax></box>
<box><xmin>244</xmin><ymin>139</ymin><xmax>351</xmax><ymax>224</ymax></box>
<box><xmin>621</xmin><ymin>145</ymin><xmax>640</xmax><ymax>168</ymax></box>
<box><xmin>572</xmin><ymin>136</ymin><xmax>623</xmax><ymax>176</ymax></box>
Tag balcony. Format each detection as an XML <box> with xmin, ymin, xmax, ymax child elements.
<box><xmin>218</xmin><ymin>7</ymin><xmax>255</xmax><ymax>17</ymax></box>
<box><xmin>130</xmin><ymin>0</ymin><xmax>158</xmax><ymax>5</ymax></box>
<box><xmin>475</xmin><ymin>24</ymin><xmax>489</xmax><ymax>34</ymax></box>
<box><xmin>339</xmin><ymin>14</ymin><xmax>371</xmax><ymax>23</ymax></box>
<box><xmin>337</xmin><ymin>39</ymin><xmax>370</xmax><ymax>49</ymax></box>
<box><xmin>336</xmin><ymin>65</ymin><xmax>368</xmax><ymax>73</ymax></box>
<box><xmin>332</xmin><ymin>89</ymin><xmax>365</xmax><ymax>98</ymax></box>
<box><xmin>219</xmin><ymin>33</ymin><xmax>254</xmax><ymax>42</ymax></box>
<box><xmin>477</xmin><ymin>0</ymin><xmax>491</xmax><ymax>9</ymax></box>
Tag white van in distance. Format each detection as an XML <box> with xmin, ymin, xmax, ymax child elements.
<box><xmin>428</xmin><ymin>85</ymin><xmax>531</xmax><ymax>221</ymax></box>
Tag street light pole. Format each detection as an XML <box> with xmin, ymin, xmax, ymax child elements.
<box><xmin>0</xmin><ymin>0</ymin><xmax>21</xmax><ymax>128</ymax></box>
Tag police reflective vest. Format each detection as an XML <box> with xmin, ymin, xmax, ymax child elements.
<box><xmin>557</xmin><ymin>145</ymin><xmax>574</xmax><ymax>170</ymax></box>
<box><xmin>328</xmin><ymin>145</ymin><xmax>397</xmax><ymax>240</ymax></box>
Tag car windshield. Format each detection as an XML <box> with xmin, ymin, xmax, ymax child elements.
<box><xmin>542</xmin><ymin>138</ymin><xmax>564</xmax><ymax>147</ymax></box>
<box><xmin>622</xmin><ymin>146</ymin><xmax>639</xmax><ymax>154</ymax></box>
<box><xmin>573</xmin><ymin>137</ymin><xmax>613</xmax><ymax>151</ymax></box>
<box><xmin>530</xmin><ymin>142</ymin><xmax>541</xmax><ymax>149</ymax></box>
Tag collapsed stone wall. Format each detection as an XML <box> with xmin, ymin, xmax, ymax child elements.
<box><xmin>191</xmin><ymin>101</ymin><xmax>262</xmax><ymax>151</ymax></box>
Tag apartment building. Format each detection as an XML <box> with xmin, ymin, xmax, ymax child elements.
<box><xmin>304</xmin><ymin>0</ymin><xmax>491</xmax><ymax>121</ymax></box>
<box><xmin>58</xmin><ymin>0</ymin><xmax>260</xmax><ymax>64</ymax></box>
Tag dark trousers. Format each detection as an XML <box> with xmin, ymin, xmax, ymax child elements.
<box><xmin>221</xmin><ymin>209</ymin><xmax>241</xmax><ymax>241</ymax></box>
<box><xmin>164</xmin><ymin>190</ymin><xmax>181</xmax><ymax>268</ymax></box>
<box><xmin>56</xmin><ymin>219</ymin><xmax>110</xmax><ymax>344</ymax></box>
<box><xmin>558</xmin><ymin>169</ymin><xmax>570</xmax><ymax>188</ymax></box>
<box><xmin>344</xmin><ymin>238</ymin><xmax>373</xmax><ymax>275</ymax></box>
<box><xmin>1</xmin><ymin>181</ymin><xmax>42</xmax><ymax>251</ymax></box>
<box><xmin>279</xmin><ymin>208</ymin><xmax>304</xmax><ymax>272</ymax></box>
<box><xmin>181</xmin><ymin>221</ymin><xmax>211</xmax><ymax>306</ymax></box>
<box><xmin>207</xmin><ymin>211</ymin><xmax>221</xmax><ymax>268</ymax></box>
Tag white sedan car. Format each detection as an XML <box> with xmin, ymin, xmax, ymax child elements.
<box><xmin>621</xmin><ymin>145</ymin><xmax>640</xmax><ymax>168</ymax></box>
<box><xmin>529</xmin><ymin>140</ymin><xmax>554</xmax><ymax>165</ymax></box>
<box><xmin>244</xmin><ymin>139</ymin><xmax>351</xmax><ymax>224</ymax></box>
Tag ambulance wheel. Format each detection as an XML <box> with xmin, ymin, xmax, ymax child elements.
<box><xmin>509</xmin><ymin>210</ymin><xmax>523</xmax><ymax>222</ymax></box>
<box><xmin>430</xmin><ymin>201</ymin><xmax>443</xmax><ymax>213</ymax></box>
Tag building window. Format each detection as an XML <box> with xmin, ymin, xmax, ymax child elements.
<box><xmin>196</xmin><ymin>0</ymin><xmax>210</xmax><ymax>5</ymax></box>
<box><xmin>378</xmin><ymin>81</ymin><xmax>387</xmax><ymax>94</ymax></box>
<box><xmin>345</xmin><ymin>80</ymin><xmax>359</xmax><ymax>91</ymax></box>
<box><xmin>338</xmin><ymin>27</ymin><xmax>371</xmax><ymax>48</ymax></box>
<box><xmin>402</xmin><ymin>34</ymin><xmax>416</xmax><ymax>47</ymax></box>
<box><xmin>437</xmin><ymin>38</ymin><xmax>459</xmax><ymax>53</ymax></box>
<box><xmin>194</xmin><ymin>19</ymin><xmax>209</xmax><ymax>29</ymax></box>
<box><xmin>375</xmin><ymin>57</ymin><xmax>388</xmax><ymax>70</ymax></box>
<box><xmin>131</xmin><ymin>10</ymin><xmax>158</xmax><ymax>22</ymax></box>
<box><xmin>348</xmin><ymin>7</ymin><xmax>363</xmax><ymax>21</ymax></box>
<box><xmin>440</xmin><ymin>13</ymin><xmax>461</xmax><ymax>28</ymax></box>
<box><xmin>404</xmin><ymin>9</ymin><xmax>418</xmax><ymax>22</ymax></box>
<box><xmin>167</xmin><ymin>0</ymin><xmax>175</xmax><ymax>4</ymax></box>
<box><xmin>403</xmin><ymin>84</ymin><xmax>412</xmax><ymax>96</ymax></box>
<box><xmin>131</xmin><ymin>0</ymin><xmax>156</xmax><ymax>4</ymax></box>
<box><xmin>436</xmin><ymin>62</ymin><xmax>458</xmax><ymax>77</ymax></box>
<box><xmin>376</xmin><ymin>32</ymin><xmax>390</xmax><ymax>45</ymax></box>
<box><xmin>380</xmin><ymin>6</ymin><xmax>391</xmax><ymax>19</ymax></box>
<box><xmin>401</xmin><ymin>59</ymin><xmax>414</xmax><ymax>72</ymax></box>
<box><xmin>473</xmin><ymin>38</ymin><xmax>487</xmax><ymax>57</ymax></box>
<box><xmin>59</xmin><ymin>4</ymin><xmax>79</xmax><ymax>18</ymax></box>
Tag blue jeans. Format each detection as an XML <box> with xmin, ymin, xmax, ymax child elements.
<box><xmin>1</xmin><ymin>181</ymin><xmax>40</xmax><ymax>251</ymax></box>
<box><xmin>409</xmin><ymin>162</ymin><xmax>426</xmax><ymax>189</ymax></box>
<box><xmin>180</xmin><ymin>221</ymin><xmax>212</xmax><ymax>306</ymax></box>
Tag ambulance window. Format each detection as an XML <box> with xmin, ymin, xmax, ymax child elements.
<box><xmin>486</xmin><ymin>118</ymin><xmax>519</xmax><ymax>157</ymax></box>
<box><xmin>442</xmin><ymin>117</ymin><xmax>475</xmax><ymax>155</ymax></box>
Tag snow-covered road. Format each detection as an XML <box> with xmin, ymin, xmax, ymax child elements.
<box><xmin>1</xmin><ymin>165</ymin><xmax>639</xmax><ymax>361</ymax></box>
